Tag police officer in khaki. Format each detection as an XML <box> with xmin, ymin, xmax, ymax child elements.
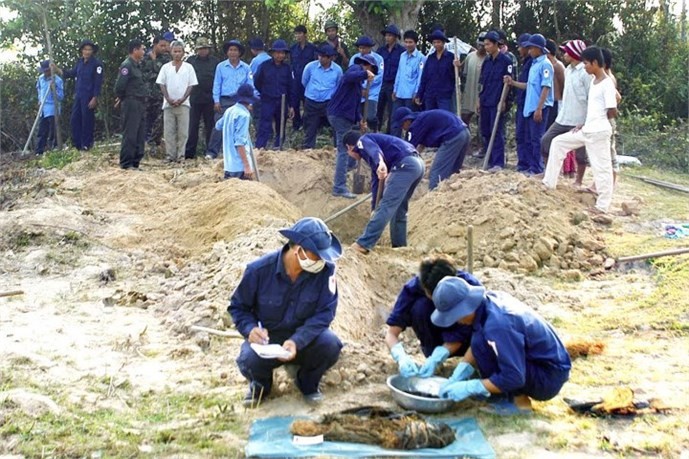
<box><xmin>115</xmin><ymin>39</ymin><xmax>147</xmax><ymax>170</ymax></box>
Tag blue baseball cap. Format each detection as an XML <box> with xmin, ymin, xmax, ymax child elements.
<box><xmin>279</xmin><ymin>217</ymin><xmax>342</xmax><ymax>262</ymax></box>
<box><xmin>39</xmin><ymin>60</ymin><xmax>50</xmax><ymax>72</ymax></box>
<box><xmin>354</xmin><ymin>53</ymin><xmax>378</xmax><ymax>74</ymax></box>
<box><xmin>523</xmin><ymin>33</ymin><xmax>547</xmax><ymax>53</ymax></box>
<box><xmin>316</xmin><ymin>44</ymin><xmax>337</xmax><ymax>57</ymax></box>
<box><xmin>431</xmin><ymin>277</ymin><xmax>486</xmax><ymax>327</ymax></box>
<box><xmin>162</xmin><ymin>31</ymin><xmax>175</xmax><ymax>42</ymax></box>
<box><xmin>236</xmin><ymin>83</ymin><xmax>257</xmax><ymax>105</ymax></box>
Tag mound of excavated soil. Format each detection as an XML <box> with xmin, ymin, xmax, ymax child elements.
<box><xmin>409</xmin><ymin>169</ymin><xmax>609</xmax><ymax>275</ymax></box>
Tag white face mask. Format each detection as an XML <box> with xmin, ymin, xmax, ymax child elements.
<box><xmin>296</xmin><ymin>247</ymin><xmax>326</xmax><ymax>273</ymax></box>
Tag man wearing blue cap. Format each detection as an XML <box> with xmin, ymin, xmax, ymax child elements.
<box><xmin>301</xmin><ymin>45</ymin><xmax>343</xmax><ymax>149</ymax></box>
<box><xmin>215</xmin><ymin>83</ymin><xmax>256</xmax><ymax>180</ymax></box>
<box><xmin>206</xmin><ymin>40</ymin><xmax>254</xmax><ymax>159</ymax></box>
<box><xmin>513</xmin><ymin>33</ymin><xmax>534</xmax><ymax>172</ymax></box>
<box><xmin>343</xmin><ymin>130</ymin><xmax>424</xmax><ymax>253</ymax></box>
<box><xmin>52</xmin><ymin>39</ymin><xmax>103</xmax><ymax>151</ymax></box>
<box><xmin>290</xmin><ymin>25</ymin><xmax>318</xmax><ymax>132</ymax></box>
<box><xmin>416</xmin><ymin>30</ymin><xmax>455</xmax><ymax>112</ymax></box>
<box><xmin>377</xmin><ymin>25</ymin><xmax>405</xmax><ymax>133</ymax></box>
<box><xmin>328</xmin><ymin>54</ymin><xmax>377</xmax><ymax>198</ymax></box>
<box><xmin>478</xmin><ymin>30</ymin><xmax>514</xmax><ymax>170</ymax></box>
<box><xmin>348</xmin><ymin>37</ymin><xmax>384</xmax><ymax>131</ymax></box>
<box><xmin>229</xmin><ymin>217</ymin><xmax>343</xmax><ymax>407</ymax></box>
<box><xmin>393</xmin><ymin>106</ymin><xmax>470</xmax><ymax>190</ymax></box>
<box><xmin>254</xmin><ymin>39</ymin><xmax>295</xmax><ymax>149</ymax></box>
<box><xmin>430</xmin><ymin>276</ymin><xmax>571</xmax><ymax>412</ymax></box>
<box><xmin>35</xmin><ymin>60</ymin><xmax>64</xmax><ymax>155</ymax></box>
<box><xmin>505</xmin><ymin>33</ymin><xmax>554</xmax><ymax>175</ymax></box>
<box><xmin>391</xmin><ymin>30</ymin><xmax>425</xmax><ymax>137</ymax></box>
<box><xmin>385</xmin><ymin>255</ymin><xmax>482</xmax><ymax>378</ymax></box>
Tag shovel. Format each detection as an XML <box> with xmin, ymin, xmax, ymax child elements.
<box><xmin>279</xmin><ymin>94</ymin><xmax>286</xmax><ymax>150</ymax></box>
<box><xmin>352</xmin><ymin>80</ymin><xmax>372</xmax><ymax>195</ymax></box>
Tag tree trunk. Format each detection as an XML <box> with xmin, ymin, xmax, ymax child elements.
<box><xmin>348</xmin><ymin>1</ymin><xmax>387</xmax><ymax>46</ymax></box>
<box><xmin>389</xmin><ymin>0</ymin><xmax>424</xmax><ymax>35</ymax></box>
<box><xmin>491</xmin><ymin>0</ymin><xmax>501</xmax><ymax>29</ymax></box>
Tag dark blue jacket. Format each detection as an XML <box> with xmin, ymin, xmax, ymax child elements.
<box><xmin>353</xmin><ymin>133</ymin><xmax>417</xmax><ymax>207</ymax></box>
<box><xmin>228</xmin><ymin>245</ymin><xmax>338</xmax><ymax>350</ymax></box>
<box><xmin>63</xmin><ymin>57</ymin><xmax>104</xmax><ymax>99</ymax></box>
<box><xmin>377</xmin><ymin>42</ymin><xmax>405</xmax><ymax>83</ymax></box>
<box><xmin>417</xmin><ymin>50</ymin><xmax>455</xmax><ymax>100</ymax></box>
<box><xmin>516</xmin><ymin>56</ymin><xmax>533</xmax><ymax>107</ymax></box>
<box><xmin>327</xmin><ymin>65</ymin><xmax>367</xmax><ymax>123</ymax></box>
<box><xmin>470</xmin><ymin>291</ymin><xmax>572</xmax><ymax>393</ymax></box>
<box><xmin>290</xmin><ymin>42</ymin><xmax>318</xmax><ymax>83</ymax></box>
<box><xmin>387</xmin><ymin>270</ymin><xmax>482</xmax><ymax>357</ymax></box>
<box><xmin>479</xmin><ymin>51</ymin><xmax>514</xmax><ymax>107</ymax></box>
<box><xmin>406</xmin><ymin>110</ymin><xmax>467</xmax><ymax>147</ymax></box>
<box><xmin>254</xmin><ymin>59</ymin><xmax>296</xmax><ymax>106</ymax></box>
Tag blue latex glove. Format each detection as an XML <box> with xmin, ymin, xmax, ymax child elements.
<box><xmin>448</xmin><ymin>362</ymin><xmax>475</xmax><ymax>383</ymax></box>
<box><xmin>417</xmin><ymin>346</ymin><xmax>450</xmax><ymax>378</ymax></box>
<box><xmin>390</xmin><ymin>342</ymin><xmax>419</xmax><ymax>377</ymax></box>
<box><xmin>439</xmin><ymin>379</ymin><xmax>491</xmax><ymax>402</ymax></box>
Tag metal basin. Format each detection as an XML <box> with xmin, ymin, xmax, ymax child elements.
<box><xmin>386</xmin><ymin>374</ymin><xmax>454</xmax><ymax>414</ymax></box>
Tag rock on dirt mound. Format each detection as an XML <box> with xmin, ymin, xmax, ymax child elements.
<box><xmin>409</xmin><ymin>170</ymin><xmax>609</xmax><ymax>275</ymax></box>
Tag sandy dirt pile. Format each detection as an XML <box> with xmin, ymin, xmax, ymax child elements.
<box><xmin>408</xmin><ymin>169</ymin><xmax>610</xmax><ymax>277</ymax></box>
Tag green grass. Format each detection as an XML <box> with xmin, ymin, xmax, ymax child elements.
<box><xmin>36</xmin><ymin>148</ymin><xmax>82</xmax><ymax>169</ymax></box>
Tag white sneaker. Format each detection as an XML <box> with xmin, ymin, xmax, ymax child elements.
<box><xmin>204</xmin><ymin>154</ymin><xmax>213</xmax><ymax>160</ymax></box>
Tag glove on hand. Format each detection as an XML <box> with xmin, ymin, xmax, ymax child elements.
<box><xmin>417</xmin><ymin>346</ymin><xmax>450</xmax><ymax>378</ymax></box>
<box><xmin>439</xmin><ymin>379</ymin><xmax>490</xmax><ymax>402</ymax></box>
<box><xmin>448</xmin><ymin>361</ymin><xmax>475</xmax><ymax>383</ymax></box>
<box><xmin>391</xmin><ymin>342</ymin><xmax>419</xmax><ymax>377</ymax></box>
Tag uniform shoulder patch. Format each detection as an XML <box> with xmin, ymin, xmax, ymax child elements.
<box><xmin>507</xmin><ymin>64</ymin><xmax>513</xmax><ymax>74</ymax></box>
<box><xmin>97</xmin><ymin>66</ymin><xmax>103</xmax><ymax>74</ymax></box>
<box><xmin>543</xmin><ymin>68</ymin><xmax>550</xmax><ymax>78</ymax></box>
<box><xmin>329</xmin><ymin>273</ymin><xmax>337</xmax><ymax>294</ymax></box>
<box><xmin>487</xmin><ymin>340</ymin><xmax>499</xmax><ymax>357</ymax></box>
<box><xmin>120</xmin><ymin>67</ymin><xmax>129</xmax><ymax>76</ymax></box>
<box><xmin>356</xmin><ymin>139</ymin><xmax>364</xmax><ymax>150</ymax></box>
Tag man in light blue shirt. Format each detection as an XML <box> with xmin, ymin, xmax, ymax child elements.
<box><xmin>249</xmin><ymin>37</ymin><xmax>271</xmax><ymax>76</ymax></box>
<box><xmin>301</xmin><ymin>44</ymin><xmax>343</xmax><ymax>149</ymax></box>
<box><xmin>216</xmin><ymin>84</ymin><xmax>256</xmax><ymax>180</ymax></box>
<box><xmin>348</xmin><ymin>36</ymin><xmax>384</xmax><ymax>131</ymax></box>
<box><xmin>36</xmin><ymin>60</ymin><xmax>64</xmax><ymax>155</ymax></box>
<box><xmin>391</xmin><ymin>30</ymin><xmax>425</xmax><ymax>137</ymax></box>
<box><xmin>206</xmin><ymin>40</ymin><xmax>255</xmax><ymax>159</ymax></box>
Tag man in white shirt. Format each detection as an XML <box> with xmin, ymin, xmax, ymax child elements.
<box><xmin>540</xmin><ymin>39</ymin><xmax>589</xmax><ymax>184</ymax></box>
<box><xmin>156</xmin><ymin>40</ymin><xmax>198</xmax><ymax>162</ymax></box>
<box><xmin>543</xmin><ymin>46</ymin><xmax>618</xmax><ymax>213</ymax></box>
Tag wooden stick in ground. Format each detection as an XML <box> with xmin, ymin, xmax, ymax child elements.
<box><xmin>627</xmin><ymin>175</ymin><xmax>689</xmax><ymax>194</ymax></box>
<box><xmin>279</xmin><ymin>94</ymin><xmax>286</xmax><ymax>150</ymax></box>
<box><xmin>0</xmin><ymin>290</ymin><xmax>24</xmax><ymax>298</ymax></box>
<box><xmin>453</xmin><ymin>38</ymin><xmax>461</xmax><ymax>116</ymax></box>
<box><xmin>189</xmin><ymin>325</ymin><xmax>244</xmax><ymax>339</ymax></box>
<box><xmin>617</xmin><ymin>247</ymin><xmax>689</xmax><ymax>264</ymax></box>
<box><xmin>482</xmin><ymin>82</ymin><xmax>510</xmax><ymax>170</ymax></box>
<box><xmin>467</xmin><ymin>225</ymin><xmax>474</xmax><ymax>273</ymax></box>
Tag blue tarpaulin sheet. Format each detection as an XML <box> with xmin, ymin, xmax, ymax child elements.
<box><xmin>245</xmin><ymin>416</ymin><xmax>495</xmax><ymax>458</ymax></box>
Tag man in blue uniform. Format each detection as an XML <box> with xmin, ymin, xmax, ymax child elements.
<box><xmin>290</xmin><ymin>25</ymin><xmax>318</xmax><ymax>132</ymax></box>
<box><xmin>254</xmin><ymin>39</ymin><xmax>295</xmax><ymax>149</ymax></box>
<box><xmin>54</xmin><ymin>39</ymin><xmax>104</xmax><ymax>150</ymax></box>
<box><xmin>35</xmin><ymin>60</ymin><xmax>64</xmax><ymax>155</ymax></box>
<box><xmin>343</xmin><ymin>131</ymin><xmax>424</xmax><ymax>253</ymax></box>
<box><xmin>327</xmin><ymin>55</ymin><xmax>375</xmax><ymax>198</ymax></box>
<box><xmin>385</xmin><ymin>255</ymin><xmax>482</xmax><ymax>378</ymax></box>
<box><xmin>415</xmin><ymin>30</ymin><xmax>455</xmax><ymax>112</ymax></box>
<box><xmin>392</xmin><ymin>107</ymin><xmax>470</xmax><ymax>190</ymax></box>
<box><xmin>229</xmin><ymin>217</ymin><xmax>343</xmax><ymax>407</ymax></box>
<box><xmin>348</xmin><ymin>36</ymin><xmax>384</xmax><ymax>132</ymax></box>
<box><xmin>431</xmin><ymin>277</ymin><xmax>571</xmax><ymax>411</ymax></box>
<box><xmin>478</xmin><ymin>31</ymin><xmax>514</xmax><ymax>170</ymax></box>
<box><xmin>513</xmin><ymin>33</ymin><xmax>534</xmax><ymax>172</ymax></box>
<box><xmin>206</xmin><ymin>40</ymin><xmax>254</xmax><ymax>159</ymax></box>
<box><xmin>301</xmin><ymin>45</ymin><xmax>343</xmax><ymax>149</ymax></box>
<box><xmin>391</xmin><ymin>30</ymin><xmax>425</xmax><ymax>138</ymax></box>
<box><xmin>376</xmin><ymin>24</ymin><xmax>404</xmax><ymax>134</ymax></box>
<box><xmin>505</xmin><ymin>33</ymin><xmax>554</xmax><ymax>175</ymax></box>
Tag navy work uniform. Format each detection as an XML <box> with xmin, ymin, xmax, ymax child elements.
<box><xmin>61</xmin><ymin>39</ymin><xmax>104</xmax><ymax>150</ymax></box>
<box><xmin>432</xmin><ymin>278</ymin><xmax>571</xmax><ymax>402</ymax></box>
<box><xmin>416</xmin><ymin>30</ymin><xmax>455</xmax><ymax>112</ymax></box>
<box><xmin>515</xmin><ymin>34</ymin><xmax>534</xmax><ymax>172</ymax></box>
<box><xmin>229</xmin><ymin>218</ymin><xmax>343</xmax><ymax>404</ymax></box>
<box><xmin>479</xmin><ymin>32</ymin><xmax>514</xmax><ymax>169</ymax></box>
<box><xmin>375</xmin><ymin>25</ymin><xmax>405</xmax><ymax>133</ymax></box>
<box><xmin>253</xmin><ymin>40</ymin><xmax>295</xmax><ymax>149</ymax></box>
<box><xmin>289</xmin><ymin>33</ymin><xmax>318</xmax><ymax>131</ymax></box>
<box><xmin>387</xmin><ymin>270</ymin><xmax>481</xmax><ymax>358</ymax></box>
<box><xmin>115</xmin><ymin>56</ymin><xmax>147</xmax><ymax>169</ymax></box>
<box><xmin>346</xmin><ymin>133</ymin><xmax>425</xmax><ymax>251</ymax></box>
<box><xmin>185</xmin><ymin>38</ymin><xmax>220</xmax><ymax>159</ymax></box>
<box><xmin>327</xmin><ymin>61</ymin><xmax>370</xmax><ymax>198</ymax></box>
<box><xmin>395</xmin><ymin>107</ymin><xmax>470</xmax><ymax>190</ymax></box>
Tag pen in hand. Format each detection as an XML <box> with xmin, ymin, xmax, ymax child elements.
<box><xmin>257</xmin><ymin>321</ymin><xmax>269</xmax><ymax>345</ymax></box>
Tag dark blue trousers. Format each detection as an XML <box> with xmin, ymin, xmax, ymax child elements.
<box><xmin>525</xmin><ymin>106</ymin><xmax>550</xmax><ymax>174</ymax></box>
<box><xmin>472</xmin><ymin>335</ymin><xmax>569</xmax><ymax>401</ymax></box>
<box><xmin>256</xmin><ymin>96</ymin><xmax>286</xmax><ymax>149</ymax></box>
<box><xmin>480</xmin><ymin>105</ymin><xmax>506</xmax><ymax>168</ymax></box>
<box><xmin>515</xmin><ymin>105</ymin><xmax>530</xmax><ymax>172</ymax></box>
<box><xmin>36</xmin><ymin>116</ymin><xmax>56</xmax><ymax>155</ymax></box>
<box><xmin>70</xmin><ymin>94</ymin><xmax>95</xmax><ymax>150</ymax></box>
<box><xmin>236</xmin><ymin>329</ymin><xmax>342</xmax><ymax>396</ymax></box>
<box><xmin>424</xmin><ymin>95</ymin><xmax>453</xmax><ymax>112</ymax></box>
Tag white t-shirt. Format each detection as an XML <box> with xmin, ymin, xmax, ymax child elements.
<box><xmin>156</xmin><ymin>61</ymin><xmax>198</xmax><ymax>109</ymax></box>
<box><xmin>582</xmin><ymin>76</ymin><xmax>616</xmax><ymax>133</ymax></box>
